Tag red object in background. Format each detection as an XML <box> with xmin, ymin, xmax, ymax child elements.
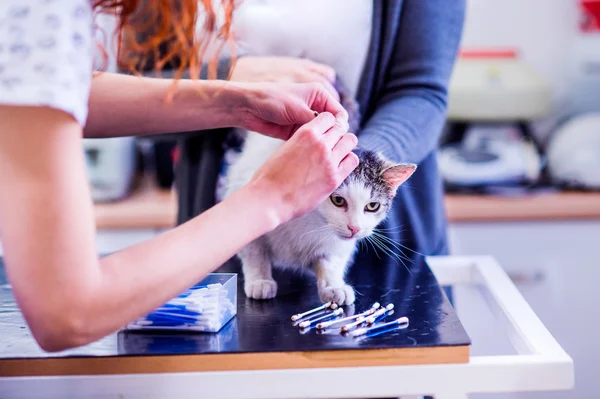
<box><xmin>459</xmin><ymin>49</ymin><xmax>519</xmax><ymax>59</ymax></box>
<box><xmin>580</xmin><ymin>0</ymin><xmax>600</xmax><ymax>32</ymax></box>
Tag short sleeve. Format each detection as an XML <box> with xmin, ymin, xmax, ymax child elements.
<box><xmin>0</xmin><ymin>0</ymin><xmax>94</xmax><ymax>126</ymax></box>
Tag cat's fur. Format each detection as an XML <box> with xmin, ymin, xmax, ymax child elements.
<box><xmin>223</xmin><ymin>133</ymin><xmax>416</xmax><ymax>305</ymax></box>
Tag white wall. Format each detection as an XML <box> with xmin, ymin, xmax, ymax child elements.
<box><xmin>462</xmin><ymin>0</ymin><xmax>577</xmax><ymax>97</ymax></box>
<box><xmin>460</xmin><ymin>0</ymin><xmax>581</xmax><ymax>139</ymax></box>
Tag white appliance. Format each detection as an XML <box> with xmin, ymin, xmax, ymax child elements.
<box><xmin>547</xmin><ymin>112</ymin><xmax>600</xmax><ymax>189</ymax></box>
<box><xmin>440</xmin><ymin>50</ymin><xmax>550</xmax><ymax>190</ymax></box>
<box><xmin>438</xmin><ymin>125</ymin><xmax>542</xmax><ymax>187</ymax></box>
<box><xmin>83</xmin><ymin>137</ymin><xmax>137</xmax><ymax>202</ymax></box>
<box><xmin>447</xmin><ymin>51</ymin><xmax>552</xmax><ymax>122</ymax></box>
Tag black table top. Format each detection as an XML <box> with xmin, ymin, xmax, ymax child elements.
<box><xmin>0</xmin><ymin>250</ymin><xmax>470</xmax><ymax>360</ymax></box>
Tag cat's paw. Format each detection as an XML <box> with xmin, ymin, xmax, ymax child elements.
<box><xmin>244</xmin><ymin>279</ymin><xmax>278</xmax><ymax>300</ymax></box>
<box><xmin>318</xmin><ymin>284</ymin><xmax>355</xmax><ymax>305</ymax></box>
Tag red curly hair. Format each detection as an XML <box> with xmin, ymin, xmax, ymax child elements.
<box><xmin>92</xmin><ymin>0</ymin><xmax>236</xmax><ymax>81</ymax></box>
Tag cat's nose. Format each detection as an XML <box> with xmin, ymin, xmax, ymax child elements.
<box><xmin>347</xmin><ymin>225</ymin><xmax>360</xmax><ymax>236</ymax></box>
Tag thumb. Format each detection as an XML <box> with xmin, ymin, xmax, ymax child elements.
<box><xmin>292</xmin><ymin>104</ymin><xmax>319</xmax><ymax>126</ymax></box>
<box><xmin>311</xmin><ymin>110</ymin><xmax>349</xmax><ymax>133</ymax></box>
<box><xmin>299</xmin><ymin>112</ymin><xmax>336</xmax><ymax>135</ymax></box>
<box><xmin>286</xmin><ymin>112</ymin><xmax>336</xmax><ymax>140</ymax></box>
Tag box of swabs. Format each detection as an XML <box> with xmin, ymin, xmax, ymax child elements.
<box><xmin>124</xmin><ymin>273</ymin><xmax>237</xmax><ymax>333</ymax></box>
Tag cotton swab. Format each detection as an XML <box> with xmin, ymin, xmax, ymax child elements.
<box><xmin>340</xmin><ymin>315</ymin><xmax>367</xmax><ymax>333</ymax></box>
<box><xmin>316</xmin><ymin>302</ymin><xmax>381</xmax><ymax>330</ymax></box>
<box><xmin>291</xmin><ymin>302</ymin><xmax>338</xmax><ymax>321</ymax></box>
<box><xmin>298</xmin><ymin>308</ymin><xmax>344</xmax><ymax>329</ymax></box>
<box><xmin>364</xmin><ymin>304</ymin><xmax>394</xmax><ymax>325</ymax></box>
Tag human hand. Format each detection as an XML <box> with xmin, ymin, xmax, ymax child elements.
<box><xmin>230</xmin><ymin>56</ymin><xmax>338</xmax><ymax>100</ymax></box>
<box><xmin>247</xmin><ymin>112</ymin><xmax>359</xmax><ymax>225</ymax></box>
<box><xmin>234</xmin><ymin>81</ymin><xmax>349</xmax><ymax>141</ymax></box>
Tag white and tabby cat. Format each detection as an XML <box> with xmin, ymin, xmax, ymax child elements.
<box><xmin>223</xmin><ymin>132</ymin><xmax>416</xmax><ymax>305</ymax></box>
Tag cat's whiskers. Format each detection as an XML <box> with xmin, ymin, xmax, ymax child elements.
<box><xmin>372</xmin><ymin>231</ymin><xmax>425</xmax><ymax>257</ymax></box>
<box><xmin>368</xmin><ymin>235</ymin><xmax>397</xmax><ymax>261</ymax></box>
<box><xmin>371</xmin><ymin>232</ymin><xmax>415</xmax><ymax>263</ymax></box>
<box><xmin>299</xmin><ymin>224</ymin><xmax>332</xmax><ymax>239</ymax></box>
<box><xmin>358</xmin><ymin>239</ymin><xmax>367</xmax><ymax>252</ymax></box>
<box><xmin>374</xmin><ymin>226</ymin><xmax>408</xmax><ymax>233</ymax></box>
<box><xmin>364</xmin><ymin>236</ymin><xmax>382</xmax><ymax>260</ymax></box>
<box><xmin>367</xmin><ymin>234</ymin><xmax>412</xmax><ymax>275</ymax></box>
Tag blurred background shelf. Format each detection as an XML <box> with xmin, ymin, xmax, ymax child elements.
<box><xmin>94</xmin><ymin>175</ymin><xmax>176</xmax><ymax>230</ymax></box>
<box><xmin>445</xmin><ymin>191</ymin><xmax>600</xmax><ymax>222</ymax></box>
<box><xmin>94</xmin><ymin>177</ymin><xmax>600</xmax><ymax>230</ymax></box>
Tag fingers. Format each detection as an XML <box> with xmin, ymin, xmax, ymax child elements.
<box><xmin>321</xmin><ymin>123</ymin><xmax>346</xmax><ymax>149</ymax></box>
<box><xmin>294</xmin><ymin>67</ymin><xmax>338</xmax><ymax>100</ymax></box>
<box><xmin>331</xmin><ymin>133</ymin><xmax>358</xmax><ymax>163</ymax></box>
<box><xmin>338</xmin><ymin>151</ymin><xmax>360</xmax><ymax>177</ymax></box>
<box><xmin>304</xmin><ymin>71</ymin><xmax>339</xmax><ymax>101</ymax></box>
<box><xmin>299</xmin><ymin>111</ymin><xmax>336</xmax><ymax>136</ymax></box>
<box><xmin>304</xmin><ymin>60</ymin><xmax>337</xmax><ymax>83</ymax></box>
<box><xmin>308</xmin><ymin>85</ymin><xmax>349</xmax><ymax>131</ymax></box>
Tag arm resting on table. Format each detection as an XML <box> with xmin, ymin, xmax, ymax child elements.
<box><xmin>0</xmin><ymin>106</ymin><xmax>279</xmax><ymax>352</ymax></box>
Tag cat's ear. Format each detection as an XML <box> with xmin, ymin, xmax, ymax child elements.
<box><xmin>382</xmin><ymin>163</ymin><xmax>417</xmax><ymax>193</ymax></box>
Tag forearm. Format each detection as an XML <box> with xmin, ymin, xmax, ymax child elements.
<box><xmin>11</xmin><ymin>164</ymin><xmax>276</xmax><ymax>351</ymax></box>
<box><xmin>27</xmin><ymin>183</ymin><xmax>276</xmax><ymax>351</ymax></box>
<box><xmin>359</xmin><ymin>93</ymin><xmax>449</xmax><ymax>164</ymax></box>
<box><xmin>359</xmin><ymin>0</ymin><xmax>465</xmax><ymax>164</ymax></box>
<box><xmin>0</xmin><ymin>106</ymin><xmax>278</xmax><ymax>351</ymax></box>
<box><xmin>87</xmin><ymin>182</ymin><xmax>277</xmax><ymax>347</ymax></box>
<box><xmin>84</xmin><ymin>72</ymin><xmax>246</xmax><ymax>138</ymax></box>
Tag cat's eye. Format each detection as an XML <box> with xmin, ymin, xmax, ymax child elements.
<box><xmin>365</xmin><ymin>202</ymin><xmax>380</xmax><ymax>212</ymax></box>
<box><xmin>330</xmin><ymin>195</ymin><xmax>346</xmax><ymax>207</ymax></box>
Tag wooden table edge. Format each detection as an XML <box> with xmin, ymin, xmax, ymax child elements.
<box><xmin>0</xmin><ymin>345</ymin><xmax>470</xmax><ymax>377</ymax></box>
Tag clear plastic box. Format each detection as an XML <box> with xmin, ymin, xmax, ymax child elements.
<box><xmin>124</xmin><ymin>273</ymin><xmax>237</xmax><ymax>333</ymax></box>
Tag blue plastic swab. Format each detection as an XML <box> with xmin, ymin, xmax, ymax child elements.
<box><xmin>351</xmin><ymin>317</ymin><xmax>409</xmax><ymax>337</ymax></box>
<box><xmin>298</xmin><ymin>308</ymin><xmax>343</xmax><ymax>328</ymax></box>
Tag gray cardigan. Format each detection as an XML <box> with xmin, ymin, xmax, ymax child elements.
<box><xmin>175</xmin><ymin>0</ymin><xmax>466</xmax><ymax>258</ymax></box>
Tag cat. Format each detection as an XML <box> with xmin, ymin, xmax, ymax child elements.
<box><xmin>223</xmin><ymin>133</ymin><xmax>416</xmax><ymax>305</ymax></box>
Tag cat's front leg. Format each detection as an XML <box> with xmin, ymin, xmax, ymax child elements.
<box><xmin>238</xmin><ymin>239</ymin><xmax>277</xmax><ymax>300</ymax></box>
<box><xmin>314</xmin><ymin>256</ymin><xmax>355</xmax><ymax>306</ymax></box>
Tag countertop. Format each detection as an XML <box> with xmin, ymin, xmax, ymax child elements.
<box><xmin>444</xmin><ymin>191</ymin><xmax>600</xmax><ymax>222</ymax></box>
<box><xmin>94</xmin><ymin>177</ymin><xmax>600</xmax><ymax>229</ymax></box>
<box><xmin>94</xmin><ymin>176</ymin><xmax>177</xmax><ymax>229</ymax></box>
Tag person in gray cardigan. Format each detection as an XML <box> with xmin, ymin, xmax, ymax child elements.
<box><xmin>176</xmin><ymin>0</ymin><xmax>466</xmax><ymax>267</ymax></box>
